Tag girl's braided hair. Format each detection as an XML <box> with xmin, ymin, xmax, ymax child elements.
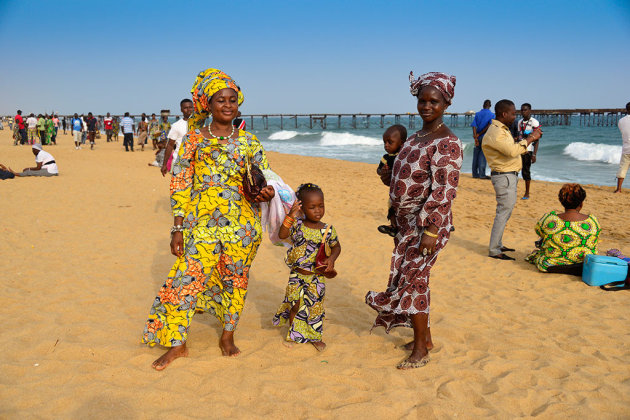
<box><xmin>296</xmin><ymin>183</ymin><xmax>323</xmax><ymax>201</ymax></box>
<box><xmin>558</xmin><ymin>183</ymin><xmax>586</xmax><ymax>210</ymax></box>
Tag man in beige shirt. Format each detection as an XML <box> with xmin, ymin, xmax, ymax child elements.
<box><xmin>482</xmin><ymin>99</ymin><xmax>542</xmax><ymax>260</ymax></box>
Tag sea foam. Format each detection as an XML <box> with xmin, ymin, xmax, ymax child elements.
<box><xmin>563</xmin><ymin>142</ymin><xmax>622</xmax><ymax>164</ymax></box>
<box><xmin>267</xmin><ymin>130</ymin><xmax>312</xmax><ymax>140</ymax></box>
<box><xmin>320</xmin><ymin>132</ymin><xmax>381</xmax><ymax>146</ymax></box>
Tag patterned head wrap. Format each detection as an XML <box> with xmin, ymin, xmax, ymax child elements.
<box><xmin>409</xmin><ymin>71</ymin><xmax>456</xmax><ymax>105</ymax></box>
<box><xmin>188</xmin><ymin>68</ymin><xmax>244</xmax><ymax>130</ymax></box>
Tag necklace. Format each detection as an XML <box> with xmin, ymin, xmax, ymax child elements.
<box><xmin>208</xmin><ymin>123</ymin><xmax>234</xmax><ymax>140</ymax></box>
<box><xmin>416</xmin><ymin>122</ymin><xmax>444</xmax><ymax>139</ymax></box>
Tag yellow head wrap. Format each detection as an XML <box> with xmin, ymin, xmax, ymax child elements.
<box><xmin>188</xmin><ymin>68</ymin><xmax>244</xmax><ymax>130</ymax></box>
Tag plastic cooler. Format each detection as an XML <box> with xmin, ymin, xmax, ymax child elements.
<box><xmin>581</xmin><ymin>254</ymin><xmax>628</xmax><ymax>286</ymax></box>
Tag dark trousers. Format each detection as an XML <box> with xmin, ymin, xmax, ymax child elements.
<box><xmin>123</xmin><ymin>133</ymin><xmax>134</xmax><ymax>151</ymax></box>
<box><xmin>19</xmin><ymin>129</ymin><xmax>27</xmax><ymax>144</ymax></box>
<box><xmin>472</xmin><ymin>146</ymin><xmax>487</xmax><ymax>178</ymax></box>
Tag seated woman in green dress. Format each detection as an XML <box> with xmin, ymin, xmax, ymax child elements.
<box><xmin>526</xmin><ymin>184</ymin><xmax>601</xmax><ymax>276</ymax></box>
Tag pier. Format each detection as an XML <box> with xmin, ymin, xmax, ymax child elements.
<box><xmin>240</xmin><ymin>109</ymin><xmax>627</xmax><ymax>130</ymax></box>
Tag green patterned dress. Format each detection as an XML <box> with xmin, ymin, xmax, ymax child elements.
<box><xmin>526</xmin><ymin>211</ymin><xmax>600</xmax><ymax>272</ymax></box>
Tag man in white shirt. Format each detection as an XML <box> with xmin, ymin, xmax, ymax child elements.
<box><xmin>18</xmin><ymin>143</ymin><xmax>59</xmax><ymax>177</ymax></box>
<box><xmin>614</xmin><ymin>102</ymin><xmax>630</xmax><ymax>193</ymax></box>
<box><xmin>26</xmin><ymin>113</ymin><xmax>38</xmax><ymax>145</ymax></box>
<box><xmin>517</xmin><ymin>103</ymin><xmax>542</xmax><ymax>200</ymax></box>
<box><xmin>161</xmin><ymin>99</ymin><xmax>193</xmax><ymax>176</ymax></box>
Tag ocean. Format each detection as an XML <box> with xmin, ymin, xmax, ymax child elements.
<box><xmin>245</xmin><ymin>116</ymin><xmax>624</xmax><ymax>187</ymax></box>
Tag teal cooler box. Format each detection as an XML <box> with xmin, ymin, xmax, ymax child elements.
<box><xmin>582</xmin><ymin>254</ymin><xmax>628</xmax><ymax>286</ymax></box>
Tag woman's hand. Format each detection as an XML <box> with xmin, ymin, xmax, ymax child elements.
<box><xmin>170</xmin><ymin>232</ymin><xmax>184</xmax><ymax>257</ymax></box>
<box><xmin>419</xmin><ymin>231</ymin><xmax>438</xmax><ymax>257</ymax></box>
<box><xmin>254</xmin><ymin>185</ymin><xmax>275</xmax><ymax>203</ymax></box>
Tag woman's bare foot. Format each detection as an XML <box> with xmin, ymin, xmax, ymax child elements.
<box><xmin>219</xmin><ymin>331</ymin><xmax>241</xmax><ymax>357</ymax></box>
<box><xmin>151</xmin><ymin>344</ymin><xmax>188</xmax><ymax>371</ymax></box>
<box><xmin>311</xmin><ymin>341</ymin><xmax>326</xmax><ymax>352</ymax></box>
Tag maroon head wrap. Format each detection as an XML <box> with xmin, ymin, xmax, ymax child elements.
<box><xmin>409</xmin><ymin>71</ymin><xmax>456</xmax><ymax>105</ymax></box>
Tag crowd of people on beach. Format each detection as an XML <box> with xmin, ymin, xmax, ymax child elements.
<box><xmin>2</xmin><ymin>69</ymin><xmax>628</xmax><ymax>372</ymax></box>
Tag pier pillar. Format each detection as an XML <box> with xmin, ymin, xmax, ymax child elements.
<box><xmin>250</xmin><ymin>116</ymin><xmax>254</xmax><ymax>129</ymax></box>
<box><xmin>395</xmin><ymin>114</ymin><xmax>400</xmax><ymax>124</ymax></box>
<box><xmin>310</xmin><ymin>115</ymin><xmax>313</xmax><ymax>129</ymax></box>
<box><xmin>338</xmin><ymin>115</ymin><xmax>341</xmax><ymax>129</ymax></box>
<box><xmin>380</xmin><ymin>115</ymin><xmax>384</xmax><ymax>128</ymax></box>
<box><xmin>352</xmin><ymin>115</ymin><xmax>356</xmax><ymax>129</ymax></box>
<box><xmin>280</xmin><ymin>115</ymin><xmax>283</xmax><ymax>130</ymax></box>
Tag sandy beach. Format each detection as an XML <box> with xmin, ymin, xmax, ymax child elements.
<box><xmin>1</xmin><ymin>129</ymin><xmax>629</xmax><ymax>419</ymax></box>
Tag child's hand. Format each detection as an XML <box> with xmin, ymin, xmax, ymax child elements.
<box><xmin>324</xmin><ymin>258</ymin><xmax>335</xmax><ymax>273</ymax></box>
<box><xmin>288</xmin><ymin>200</ymin><xmax>302</xmax><ymax>217</ymax></box>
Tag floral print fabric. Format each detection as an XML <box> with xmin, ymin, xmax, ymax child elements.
<box><xmin>142</xmin><ymin>129</ymin><xmax>269</xmax><ymax>347</ymax></box>
<box><xmin>365</xmin><ymin>133</ymin><xmax>462</xmax><ymax>332</ymax></box>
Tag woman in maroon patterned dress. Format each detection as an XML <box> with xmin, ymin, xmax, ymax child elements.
<box><xmin>366</xmin><ymin>71</ymin><xmax>462</xmax><ymax>369</ymax></box>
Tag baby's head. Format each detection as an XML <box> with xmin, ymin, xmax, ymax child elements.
<box><xmin>296</xmin><ymin>183</ymin><xmax>325</xmax><ymax>223</ymax></box>
<box><xmin>383</xmin><ymin>124</ymin><xmax>407</xmax><ymax>155</ymax></box>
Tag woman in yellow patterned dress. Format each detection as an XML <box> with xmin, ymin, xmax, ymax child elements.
<box><xmin>142</xmin><ymin>69</ymin><xmax>276</xmax><ymax>370</ymax></box>
<box><xmin>526</xmin><ymin>183</ymin><xmax>600</xmax><ymax>275</ymax></box>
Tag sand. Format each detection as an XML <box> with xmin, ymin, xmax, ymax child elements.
<box><xmin>1</xmin><ymin>129</ymin><xmax>629</xmax><ymax>419</ymax></box>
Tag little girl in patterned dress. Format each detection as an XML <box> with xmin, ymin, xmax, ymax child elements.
<box><xmin>272</xmin><ymin>183</ymin><xmax>341</xmax><ymax>351</ymax></box>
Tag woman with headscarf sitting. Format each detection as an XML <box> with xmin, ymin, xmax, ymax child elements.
<box><xmin>366</xmin><ymin>71</ymin><xmax>463</xmax><ymax>369</ymax></box>
<box><xmin>526</xmin><ymin>184</ymin><xmax>600</xmax><ymax>275</ymax></box>
<box><xmin>142</xmin><ymin>68</ymin><xmax>276</xmax><ymax>370</ymax></box>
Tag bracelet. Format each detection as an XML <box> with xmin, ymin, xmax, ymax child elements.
<box><xmin>170</xmin><ymin>225</ymin><xmax>185</xmax><ymax>234</ymax></box>
<box><xmin>423</xmin><ymin>230</ymin><xmax>438</xmax><ymax>238</ymax></box>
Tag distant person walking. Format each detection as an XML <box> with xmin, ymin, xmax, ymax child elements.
<box><xmin>26</xmin><ymin>113</ymin><xmax>38</xmax><ymax>144</ymax></box>
<box><xmin>112</xmin><ymin>117</ymin><xmax>120</xmax><ymax>141</ymax></box>
<box><xmin>62</xmin><ymin>117</ymin><xmax>67</xmax><ymax>134</ymax></box>
<box><xmin>85</xmin><ymin>112</ymin><xmax>98</xmax><ymax>150</ymax></box>
<box><xmin>104</xmin><ymin>112</ymin><xmax>113</xmax><ymax>142</ymax></box>
<box><xmin>148</xmin><ymin>113</ymin><xmax>160</xmax><ymax>150</ymax></box>
<box><xmin>52</xmin><ymin>114</ymin><xmax>59</xmax><ymax>141</ymax></box>
<box><xmin>37</xmin><ymin>114</ymin><xmax>46</xmax><ymax>143</ymax></box>
<box><xmin>121</xmin><ymin>112</ymin><xmax>135</xmax><ymax>152</ymax></box>
<box><xmin>137</xmin><ymin>113</ymin><xmax>149</xmax><ymax>151</ymax></box>
<box><xmin>15</xmin><ymin>110</ymin><xmax>26</xmax><ymax>145</ymax></box>
<box><xmin>482</xmin><ymin>99</ymin><xmax>541</xmax><ymax>260</ymax></box>
<box><xmin>517</xmin><ymin>103</ymin><xmax>542</xmax><ymax>199</ymax></box>
<box><xmin>162</xmin><ymin>99</ymin><xmax>193</xmax><ymax>176</ymax></box>
<box><xmin>71</xmin><ymin>113</ymin><xmax>83</xmax><ymax>149</ymax></box>
<box><xmin>614</xmin><ymin>102</ymin><xmax>630</xmax><ymax>193</ymax></box>
<box><xmin>470</xmin><ymin>99</ymin><xmax>493</xmax><ymax>179</ymax></box>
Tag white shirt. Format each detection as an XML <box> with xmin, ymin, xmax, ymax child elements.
<box><xmin>36</xmin><ymin>150</ymin><xmax>58</xmax><ymax>174</ymax></box>
<box><xmin>26</xmin><ymin>117</ymin><xmax>38</xmax><ymax>129</ymax></box>
<box><xmin>619</xmin><ymin>115</ymin><xmax>630</xmax><ymax>154</ymax></box>
<box><xmin>518</xmin><ymin>117</ymin><xmax>541</xmax><ymax>152</ymax></box>
<box><xmin>167</xmin><ymin>118</ymin><xmax>189</xmax><ymax>161</ymax></box>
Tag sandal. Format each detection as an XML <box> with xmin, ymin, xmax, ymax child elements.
<box><xmin>396</xmin><ymin>355</ymin><xmax>430</xmax><ymax>370</ymax></box>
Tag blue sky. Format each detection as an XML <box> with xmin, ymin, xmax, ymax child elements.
<box><xmin>1</xmin><ymin>0</ymin><xmax>629</xmax><ymax>115</ymax></box>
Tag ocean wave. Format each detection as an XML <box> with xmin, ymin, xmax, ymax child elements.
<box><xmin>563</xmin><ymin>142</ymin><xmax>622</xmax><ymax>164</ymax></box>
<box><xmin>267</xmin><ymin>130</ymin><xmax>313</xmax><ymax>140</ymax></box>
<box><xmin>320</xmin><ymin>132</ymin><xmax>381</xmax><ymax>146</ymax></box>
